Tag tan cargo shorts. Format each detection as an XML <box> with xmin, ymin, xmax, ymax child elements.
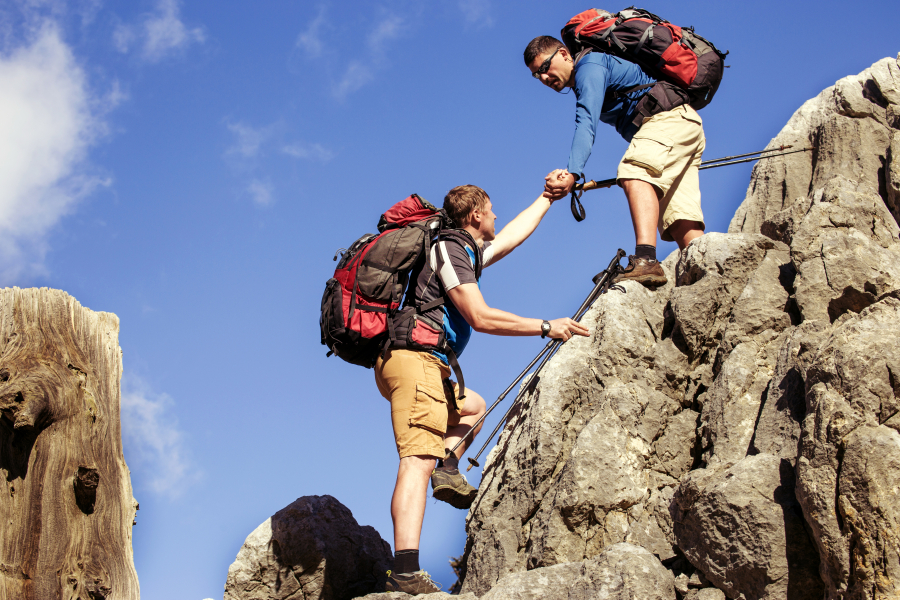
<box><xmin>374</xmin><ymin>349</ymin><xmax>465</xmax><ymax>459</ymax></box>
<box><xmin>617</xmin><ymin>104</ymin><xmax>706</xmax><ymax>242</ymax></box>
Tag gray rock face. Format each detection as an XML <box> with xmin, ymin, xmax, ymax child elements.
<box><xmin>479</xmin><ymin>543</ymin><xmax>674</xmax><ymax>600</ymax></box>
<box><xmin>796</xmin><ymin>299</ymin><xmax>900</xmax><ymax>598</ymax></box>
<box><xmin>456</xmin><ymin>54</ymin><xmax>900</xmax><ymax>600</ymax></box>
<box><xmin>461</xmin><ymin>261</ymin><xmax>688</xmax><ymax>595</ymax></box>
<box><xmin>225</xmin><ymin>495</ymin><xmax>392</xmax><ymax>600</ymax></box>
<box><xmin>354</xmin><ymin>594</ymin><xmax>478</xmax><ymax>600</ymax></box>
<box><xmin>673</xmin><ymin>454</ymin><xmax>823</xmax><ymax>599</ymax></box>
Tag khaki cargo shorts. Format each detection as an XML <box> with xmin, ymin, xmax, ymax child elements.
<box><xmin>374</xmin><ymin>349</ymin><xmax>465</xmax><ymax>459</ymax></box>
<box><xmin>617</xmin><ymin>104</ymin><xmax>706</xmax><ymax>242</ymax></box>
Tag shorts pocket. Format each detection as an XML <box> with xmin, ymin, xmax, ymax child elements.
<box><xmin>622</xmin><ymin>133</ymin><xmax>673</xmax><ymax>177</ymax></box>
<box><xmin>409</xmin><ymin>382</ymin><xmax>449</xmax><ymax>436</ymax></box>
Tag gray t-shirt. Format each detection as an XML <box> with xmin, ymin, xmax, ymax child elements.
<box><xmin>404</xmin><ymin>231</ymin><xmax>495</xmax><ymax>362</ymax></box>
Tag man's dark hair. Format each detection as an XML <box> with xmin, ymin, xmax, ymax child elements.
<box><xmin>523</xmin><ymin>36</ymin><xmax>565</xmax><ymax>66</ymax></box>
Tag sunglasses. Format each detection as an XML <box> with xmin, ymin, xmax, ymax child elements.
<box><xmin>532</xmin><ymin>47</ymin><xmax>560</xmax><ymax>79</ymax></box>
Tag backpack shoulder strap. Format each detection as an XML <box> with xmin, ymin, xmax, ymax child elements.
<box><xmin>437</xmin><ymin>229</ymin><xmax>484</xmax><ymax>280</ymax></box>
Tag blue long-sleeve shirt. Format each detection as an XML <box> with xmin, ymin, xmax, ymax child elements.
<box><xmin>566</xmin><ymin>52</ymin><xmax>656</xmax><ymax>177</ymax></box>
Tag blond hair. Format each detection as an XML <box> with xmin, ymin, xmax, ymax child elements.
<box><xmin>444</xmin><ymin>185</ymin><xmax>489</xmax><ymax>228</ymax></box>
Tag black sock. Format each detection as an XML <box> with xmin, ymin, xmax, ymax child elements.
<box><xmin>439</xmin><ymin>453</ymin><xmax>459</xmax><ymax>471</ymax></box>
<box><xmin>394</xmin><ymin>549</ymin><xmax>419</xmax><ymax>574</ymax></box>
<box><xmin>635</xmin><ymin>244</ymin><xmax>657</xmax><ymax>261</ymax></box>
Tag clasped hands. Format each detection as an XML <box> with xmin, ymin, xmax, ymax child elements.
<box><xmin>542</xmin><ymin>169</ymin><xmax>577</xmax><ymax>202</ymax></box>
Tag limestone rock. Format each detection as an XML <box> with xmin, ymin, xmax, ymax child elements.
<box><xmin>789</xmin><ymin>177</ymin><xmax>900</xmax><ymax>323</ymax></box>
<box><xmin>0</xmin><ymin>288</ymin><xmax>139</xmax><ymax>600</ymax></box>
<box><xmin>748</xmin><ymin>322</ymin><xmax>829</xmax><ymax>461</ymax></box>
<box><xmin>354</xmin><ymin>594</ymin><xmax>478</xmax><ymax>600</ymax></box>
<box><xmin>225</xmin><ymin>495</ymin><xmax>392</xmax><ymax>600</ymax></box>
<box><xmin>478</xmin><ymin>543</ymin><xmax>674</xmax><ymax>600</ymax></box>
<box><xmin>673</xmin><ymin>454</ymin><xmax>823</xmax><ymax>599</ymax></box>
<box><xmin>684</xmin><ymin>589</ymin><xmax>726</xmax><ymax>600</ymax></box>
<box><xmin>671</xmin><ymin>233</ymin><xmax>791</xmax><ymax>364</ymax></box>
<box><xmin>461</xmin><ymin>256</ymin><xmax>692</xmax><ymax>595</ymax></box>
<box><xmin>729</xmin><ymin>55</ymin><xmax>900</xmax><ymax>237</ymax></box>
<box><xmin>796</xmin><ymin>299</ymin><xmax>900</xmax><ymax>598</ymax></box>
<box><xmin>699</xmin><ymin>332</ymin><xmax>782</xmax><ymax>468</ymax></box>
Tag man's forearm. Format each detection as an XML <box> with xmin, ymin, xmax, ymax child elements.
<box><xmin>467</xmin><ymin>305</ymin><xmax>544</xmax><ymax>336</ymax></box>
<box><xmin>567</xmin><ymin>121</ymin><xmax>595</xmax><ymax>178</ymax></box>
<box><xmin>490</xmin><ymin>195</ymin><xmax>552</xmax><ymax>261</ymax></box>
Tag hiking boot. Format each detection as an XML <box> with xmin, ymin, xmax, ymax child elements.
<box><xmin>431</xmin><ymin>467</ymin><xmax>477</xmax><ymax>509</ymax></box>
<box><xmin>385</xmin><ymin>570</ymin><xmax>442</xmax><ymax>594</ymax></box>
<box><xmin>615</xmin><ymin>255</ymin><xmax>667</xmax><ymax>287</ymax></box>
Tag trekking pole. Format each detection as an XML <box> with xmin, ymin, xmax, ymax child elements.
<box><xmin>697</xmin><ymin>144</ymin><xmax>799</xmax><ymax>166</ymax></box>
<box><xmin>444</xmin><ymin>248</ymin><xmax>627</xmax><ymax>472</ymax></box>
<box><xmin>698</xmin><ymin>146</ymin><xmax>814</xmax><ymax>170</ymax></box>
<box><xmin>568</xmin><ymin>145</ymin><xmax>814</xmax><ymax>221</ymax></box>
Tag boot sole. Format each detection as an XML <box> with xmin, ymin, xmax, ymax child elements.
<box><xmin>433</xmin><ymin>485</ymin><xmax>476</xmax><ymax>509</ymax></box>
<box><xmin>615</xmin><ymin>273</ymin><xmax>668</xmax><ymax>286</ymax></box>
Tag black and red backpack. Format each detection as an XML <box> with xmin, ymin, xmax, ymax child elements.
<box><xmin>320</xmin><ymin>194</ymin><xmax>477</xmax><ymax>400</ymax></box>
<box><xmin>562</xmin><ymin>8</ymin><xmax>728</xmax><ymax>119</ymax></box>
<box><xmin>320</xmin><ymin>194</ymin><xmax>445</xmax><ymax>368</ymax></box>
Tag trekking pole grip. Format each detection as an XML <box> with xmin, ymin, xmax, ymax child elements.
<box><xmin>570</xmin><ymin>178</ymin><xmax>617</xmax><ymax>222</ymax></box>
<box><xmin>575</xmin><ymin>177</ymin><xmax>617</xmax><ymax>192</ymax></box>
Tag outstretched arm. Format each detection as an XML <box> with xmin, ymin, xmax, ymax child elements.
<box><xmin>446</xmin><ymin>283</ymin><xmax>588</xmax><ymax>340</ymax></box>
<box><xmin>488</xmin><ymin>193</ymin><xmax>556</xmax><ymax>264</ymax></box>
<box><xmin>545</xmin><ymin>61</ymin><xmax>608</xmax><ymax>200</ymax></box>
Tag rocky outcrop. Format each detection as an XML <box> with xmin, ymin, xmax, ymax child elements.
<box><xmin>225</xmin><ymin>495</ymin><xmax>393</xmax><ymax>600</ymax></box>
<box><xmin>673</xmin><ymin>454</ymin><xmax>822</xmax><ymax>599</ymax></box>
<box><xmin>456</xmin><ymin>54</ymin><xmax>900</xmax><ymax>600</ymax></box>
<box><xmin>0</xmin><ymin>288</ymin><xmax>139</xmax><ymax>600</ymax></box>
<box><xmin>477</xmin><ymin>543</ymin><xmax>675</xmax><ymax>600</ymax></box>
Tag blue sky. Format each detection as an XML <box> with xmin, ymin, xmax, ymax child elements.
<box><xmin>1</xmin><ymin>1</ymin><xmax>897</xmax><ymax>598</ymax></box>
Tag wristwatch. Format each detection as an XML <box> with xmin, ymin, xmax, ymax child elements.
<box><xmin>541</xmin><ymin>320</ymin><xmax>551</xmax><ymax>338</ymax></box>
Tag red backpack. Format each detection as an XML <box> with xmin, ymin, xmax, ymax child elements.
<box><xmin>562</xmin><ymin>7</ymin><xmax>727</xmax><ymax>110</ymax></box>
<box><xmin>320</xmin><ymin>194</ymin><xmax>449</xmax><ymax>368</ymax></box>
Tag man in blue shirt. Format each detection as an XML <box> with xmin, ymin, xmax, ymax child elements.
<box><xmin>524</xmin><ymin>36</ymin><xmax>706</xmax><ymax>286</ymax></box>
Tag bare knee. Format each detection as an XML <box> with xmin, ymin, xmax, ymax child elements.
<box><xmin>620</xmin><ymin>178</ymin><xmax>662</xmax><ymax>201</ymax></box>
<box><xmin>668</xmin><ymin>220</ymin><xmax>704</xmax><ymax>250</ymax></box>
<box><xmin>398</xmin><ymin>455</ymin><xmax>437</xmax><ymax>479</ymax></box>
<box><xmin>460</xmin><ymin>389</ymin><xmax>486</xmax><ymax>418</ymax></box>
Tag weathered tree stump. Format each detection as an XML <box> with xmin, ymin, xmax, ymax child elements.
<box><xmin>0</xmin><ymin>288</ymin><xmax>139</xmax><ymax>600</ymax></box>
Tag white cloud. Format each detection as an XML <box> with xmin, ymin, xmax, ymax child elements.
<box><xmin>77</xmin><ymin>0</ymin><xmax>103</xmax><ymax>27</ymax></box>
<box><xmin>121</xmin><ymin>376</ymin><xmax>195</xmax><ymax>497</ymax></box>
<box><xmin>226</xmin><ymin>121</ymin><xmax>273</xmax><ymax>159</ymax></box>
<box><xmin>331</xmin><ymin>13</ymin><xmax>403</xmax><ymax>100</ymax></box>
<box><xmin>291</xmin><ymin>6</ymin><xmax>406</xmax><ymax>100</ymax></box>
<box><xmin>113</xmin><ymin>0</ymin><xmax>204</xmax><ymax>62</ymax></box>
<box><xmin>295</xmin><ymin>5</ymin><xmax>326</xmax><ymax>58</ymax></box>
<box><xmin>333</xmin><ymin>60</ymin><xmax>375</xmax><ymax>100</ymax></box>
<box><xmin>112</xmin><ymin>22</ymin><xmax>135</xmax><ymax>53</ymax></box>
<box><xmin>0</xmin><ymin>24</ymin><xmax>112</xmax><ymax>284</ymax></box>
<box><xmin>247</xmin><ymin>179</ymin><xmax>273</xmax><ymax>206</ymax></box>
<box><xmin>282</xmin><ymin>141</ymin><xmax>334</xmax><ymax>162</ymax></box>
<box><xmin>367</xmin><ymin>13</ymin><xmax>403</xmax><ymax>51</ymax></box>
<box><xmin>142</xmin><ymin>0</ymin><xmax>204</xmax><ymax>62</ymax></box>
<box><xmin>224</xmin><ymin>120</ymin><xmax>334</xmax><ymax>204</ymax></box>
<box><xmin>458</xmin><ymin>0</ymin><xmax>493</xmax><ymax>27</ymax></box>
